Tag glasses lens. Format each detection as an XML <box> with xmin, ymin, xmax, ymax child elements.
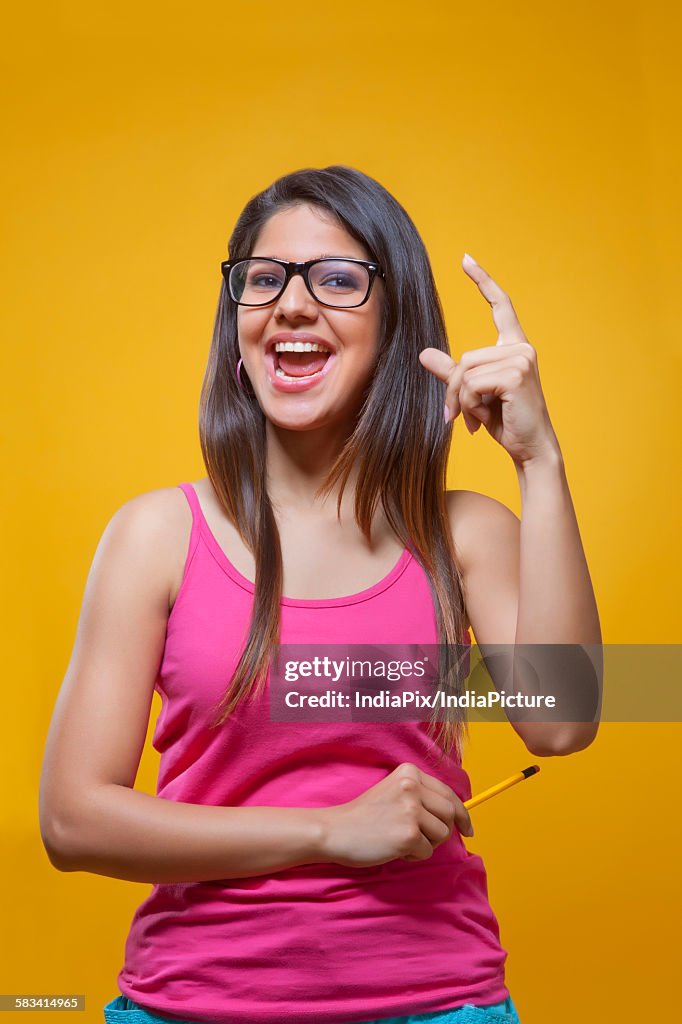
<box><xmin>230</xmin><ymin>259</ymin><xmax>286</xmax><ymax>305</ymax></box>
<box><xmin>309</xmin><ymin>260</ymin><xmax>370</xmax><ymax>307</ymax></box>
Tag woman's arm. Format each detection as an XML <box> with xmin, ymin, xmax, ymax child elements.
<box><xmin>45</xmin><ymin>786</ymin><xmax>328</xmax><ymax>883</ymax></box>
<box><xmin>448</xmin><ymin>459</ymin><xmax>602</xmax><ymax>757</ymax></box>
<box><xmin>430</xmin><ymin>256</ymin><xmax>603</xmax><ymax>757</ymax></box>
<box><xmin>514</xmin><ymin>450</ymin><xmax>601</xmax><ymax>645</ymax></box>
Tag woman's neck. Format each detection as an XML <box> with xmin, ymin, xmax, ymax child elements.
<box><xmin>265</xmin><ymin>419</ymin><xmax>359</xmax><ymax>516</ymax></box>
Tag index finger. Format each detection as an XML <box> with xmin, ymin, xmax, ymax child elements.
<box><xmin>419</xmin><ymin>772</ymin><xmax>474</xmax><ymax>836</ymax></box>
<box><xmin>461</xmin><ymin>254</ymin><xmax>528</xmax><ymax>346</ymax></box>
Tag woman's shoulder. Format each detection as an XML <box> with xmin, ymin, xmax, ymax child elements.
<box><xmin>111</xmin><ymin>484</ymin><xmax>197</xmax><ymax>610</ymax></box>
<box><xmin>117</xmin><ymin>482</ymin><xmax>194</xmax><ymax>535</ymax></box>
<box><xmin>445</xmin><ymin>489</ymin><xmax>520</xmax><ymax>575</ymax></box>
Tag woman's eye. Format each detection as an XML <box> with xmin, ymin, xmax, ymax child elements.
<box><xmin>252</xmin><ymin>275</ymin><xmax>279</xmax><ymax>288</ymax></box>
<box><xmin>322</xmin><ymin>275</ymin><xmax>354</xmax><ymax>288</ymax></box>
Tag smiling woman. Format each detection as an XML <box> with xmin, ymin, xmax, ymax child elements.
<box><xmin>228</xmin><ymin>203</ymin><xmax>386</xmax><ymax>424</ymax></box>
<box><xmin>38</xmin><ymin>164</ymin><xmax>603</xmax><ymax>1024</ymax></box>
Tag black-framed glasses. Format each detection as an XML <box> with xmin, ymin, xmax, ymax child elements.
<box><xmin>221</xmin><ymin>256</ymin><xmax>385</xmax><ymax>309</ymax></box>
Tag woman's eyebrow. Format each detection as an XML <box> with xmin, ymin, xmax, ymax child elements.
<box><xmin>254</xmin><ymin>253</ymin><xmax>357</xmax><ymax>261</ymax></box>
<box><xmin>314</xmin><ymin>253</ymin><xmax>368</xmax><ymax>260</ymax></box>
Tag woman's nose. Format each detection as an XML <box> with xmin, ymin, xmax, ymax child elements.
<box><xmin>274</xmin><ymin>273</ymin><xmax>318</xmax><ymax>319</ymax></box>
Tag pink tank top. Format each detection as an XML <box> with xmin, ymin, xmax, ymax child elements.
<box><xmin>117</xmin><ymin>482</ymin><xmax>510</xmax><ymax>1024</ymax></box>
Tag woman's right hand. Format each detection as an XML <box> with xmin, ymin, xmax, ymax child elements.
<box><xmin>318</xmin><ymin>762</ymin><xmax>474</xmax><ymax>868</ymax></box>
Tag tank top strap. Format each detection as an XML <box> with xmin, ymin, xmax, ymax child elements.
<box><xmin>177</xmin><ymin>481</ymin><xmax>201</xmax><ymax>516</ymax></box>
<box><xmin>176</xmin><ymin>482</ymin><xmax>205</xmax><ymax>563</ymax></box>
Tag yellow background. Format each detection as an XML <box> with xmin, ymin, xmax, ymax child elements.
<box><xmin>2</xmin><ymin>1</ymin><xmax>680</xmax><ymax>1022</ymax></box>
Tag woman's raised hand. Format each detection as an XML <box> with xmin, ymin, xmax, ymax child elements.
<box><xmin>318</xmin><ymin>762</ymin><xmax>474</xmax><ymax>869</ymax></box>
<box><xmin>418</xmin><ymin>254</ymin><xmax>561</xmax><ymax>468</ymax></box>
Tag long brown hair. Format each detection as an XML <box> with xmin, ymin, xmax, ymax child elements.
<box><xmin>199</xmin><ymin>165</ymin><xmax>470</xmax><ymax>762</ymax></box>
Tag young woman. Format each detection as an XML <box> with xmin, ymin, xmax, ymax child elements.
<box><xmin>39</xmin><ymin>165</ymin><xmax>601</xmax><ymax>1024</ymax></box>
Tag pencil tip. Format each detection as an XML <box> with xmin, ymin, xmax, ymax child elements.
<box><xmin>523</xmin><ymin>765</ymin><xmax>540</xmax><ymax>777</ymax></box>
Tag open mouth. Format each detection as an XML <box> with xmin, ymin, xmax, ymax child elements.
<box><xmin>273</xmin><ymin>348</ymin><xmax>332</xmax><ymax>381</ymax></box>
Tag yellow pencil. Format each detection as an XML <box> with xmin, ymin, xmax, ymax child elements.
<box><xmin>464</xmin><ymin>765</ymin><xmax>540</xmax><ymax>810</ymax></box>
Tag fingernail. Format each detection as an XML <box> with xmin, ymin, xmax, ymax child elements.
<box><xmin>463</xmin><ymin>253</ymin><xmax>478</xmax><ymax>267</ymax></box>
<box><xmin>444</xmin><ymin>404</ymin><xmax>451</xmax><ymax>424</ymax></box>
<box><xmin>467</xmin><ymin>823</ymin><xmax>475</xmax><ymax>837</ymax></box>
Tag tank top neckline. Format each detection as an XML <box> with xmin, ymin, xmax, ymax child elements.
<box><xmin>178</xmin><ymin>482</ymin><xmax>415</xmax><ymax>609</ymax></box>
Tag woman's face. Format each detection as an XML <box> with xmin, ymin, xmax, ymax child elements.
<box><xmin>236</xmin><ymin>203</ymin><xmax>384</xmax><ymax>431</ymax></box>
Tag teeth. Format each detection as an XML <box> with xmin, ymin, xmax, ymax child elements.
<box><xmin>273</xmin><ymin>341</ymin><xmax>331</xmax><ymax>353</ymax></box>
<box><xmin>275</xmin><ymin>366</ymin><xmax>324</xmax><ymax>381</ymax></box>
